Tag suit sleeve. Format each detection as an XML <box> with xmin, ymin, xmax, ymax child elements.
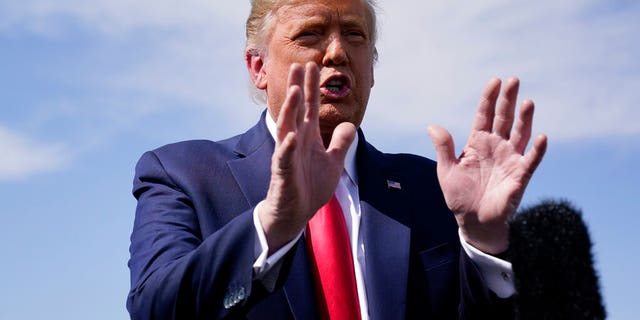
<box><xmin>127</xmin><ymin>151</ymin><xmax>262</xmax><ymax>319</ymax></box>
<box><xmin>458</xmin><ymin>249</ymin><xmax>515</xmax><ymax>319</ymax></box>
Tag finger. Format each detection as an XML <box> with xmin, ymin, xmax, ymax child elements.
<box><xmin>523</xmin><ymin>134</ymin><xmax>548</xmax><ymax>175</ymax></box>
<box><xmin>509</xmin><ymin>99</ymin><xmax>534</xmax><ymax>154</ymax></box>
<box><xmin>277</xmin><ymin>64</ymin><xmax>304</xmax><ymax>142</ymax></box>
<box><xmin>493</xmin><ymin>77</ymin><xmax>519</xmax><ymax>139</ymax></box>
<box><xmin>326</xmin><ymin>122</ymin><xmax>357</xmax><ymax>165</ymax></box>
<box><xmin>277</xmin><ymin>85</ymin><xmax>303</xmax><ymax>143</ymax></box>
<box><xmin>287</xmin><ymin>63</ymin><xmax>304</xmax><ymax>88</ymax></box>
<box><xmin>471</xmin><ymin>78</ymin><xmax>501</xmax><ymax>133</ymax></box>
<box><xmin>273</xmin><ymin>131</ymin><xmax>298</xmax><ymax>171</ymax></box>
<box><xmin>428</xmin><ymin>125</ymin><xmax>457</xmax><ymax>170</ymax></box>
<box><xmin>304</xmin><ymin>62</ymin><xmax>320</xmax><ymax>124</ymax></box>
<box><xmin>288</xmin><ymin>63</ymin><xmax>305</xmax><ymax>112</ymax></box>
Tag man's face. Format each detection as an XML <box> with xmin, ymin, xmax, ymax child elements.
<box><xmin>258</xmin><ymin>0</ymin><xmax>375</xmax><ymax>135</ymax></box>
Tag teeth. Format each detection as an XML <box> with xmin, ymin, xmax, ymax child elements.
<box><xmin>324</xmin><ymin>77</ymin><xmax>347</xmax><ymax>94</ymax></box>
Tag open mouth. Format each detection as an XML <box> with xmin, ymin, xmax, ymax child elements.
<box><xmin>321</xmin><ymin>75</ymin><xmax>351</xmax><ymax>98</ymax></box>
<box><xmin>326</xmin><ymin>78</ymin><xmax>346</xmax><ymax>93</ymax></box>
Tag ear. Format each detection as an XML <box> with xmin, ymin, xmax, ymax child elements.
<box><xmin>245</xmin><ymin>49</ymin><xmax>267</xmax><ymax>90</ymax></box>
<box><xmin>370</xmin><ymin>64</ymin><xmax>375</xmax><ymax>88</ymax></box>
<box><xmin>370</xmin><ymin>47</ymin><xmax>377</xmax><ymax>88</ymax></box>
<box><xmin>371</xmin><ymin>66</ymin><xmax>376</xmax><ymax>88</ymax></box>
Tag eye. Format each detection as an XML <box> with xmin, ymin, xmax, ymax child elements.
<box><xmin>298</xmin><ymin>31</ymin><xmax>318</xmax><ymax>38</ymax></box>
<box><xmin>293</xmin><ymin>29</ymin><xmax>322</xmax><ymax>43</ymax></box>
<box><xmin>345</xmin><ymin>30</ymin><xmax>367</xmax><ymax>42</ymax></box>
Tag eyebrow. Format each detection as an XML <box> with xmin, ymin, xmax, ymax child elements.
<box><xmin>287</xmin><ymin>15</ymin><xmax>369</xmax><ymax>33</ymax></box>
<box><xmin>339</xmin><ymin>16</ymin><xmax>369</xmax><ymax>30</ymax></box>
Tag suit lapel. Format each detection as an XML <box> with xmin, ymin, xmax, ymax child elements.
<box><xmin>227</xmin><ymin>112</ymin><xmax>274</xmax><ymax>208</ymax></box>
<box><xmin>357</xmin><ymin>132</ymin><xmax>411</xmax><ymax>319</ymax></box>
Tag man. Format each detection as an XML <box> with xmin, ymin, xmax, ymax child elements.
<box><xmin>127</xmin><ymin>0</ymin><xmax>547</xmax><ymax>319</ymax></box>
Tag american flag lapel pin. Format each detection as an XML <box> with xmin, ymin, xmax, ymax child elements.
<box><xmin>386</xmin><ymin>179</ymin><xmax>402</xmax><ymax>190</ymax></box>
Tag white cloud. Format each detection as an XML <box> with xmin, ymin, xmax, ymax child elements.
<box><xmin>0</xmin><ymin>126</ymin><xmax>69</xmax><ymax>181</ymax></box>
<box><xmin>367</xmin><ymin>1</ymin><xmax>640</xmax><ymax>141</ymax></box>
<box><xmin>1</xmin><ymin>0</ymin><xmax>258</xmax><ymax>134</ymax></box>
<box><xmin>2</xmin><ymin>0</ymin><xmax>638</xmax><ymax>143</ymax></box>
<box><xmin>0</xmin><ymin>0</ymin><xmax>248</xmax><ymax>35</ymax></box>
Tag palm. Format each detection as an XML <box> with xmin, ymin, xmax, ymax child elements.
<box><xmin>272</xmin><ymin>123</ymin><xmax>346</xmax><ymax>220</ymax></box>
<box><xmin>429</xmin><ymin>78</ymin><xmax>547</xmax><ymax>254</ymax></box>
<box><xmin>440</xmin><ymin>131</ymin><xmax>529</xmax><ymax>221</ymax></box>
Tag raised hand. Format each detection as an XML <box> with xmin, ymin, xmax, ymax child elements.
<box><xmin>428</xmin><ymin>78</ymin><xmax>547</xmax><ymax>254</ymax></box>
<box><xmin>258</xmin><ymin>62</ymin><xmax>356</xmax><ymax>254</ymax></box>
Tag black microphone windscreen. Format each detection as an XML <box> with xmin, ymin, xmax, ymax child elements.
<box><xmin>509</xmin><ymin>200</ymin><xmax>606</xmax><ymax>320</ymax></box>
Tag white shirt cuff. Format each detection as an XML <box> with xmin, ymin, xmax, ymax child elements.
<box><xmin>458</xmin><ymin>229</ymin><xmax>516</xmax><ymax>298</ymax></box>
<box><xmin>252</xmin><ymin>201</ymin><xmax>304</xmax><ymax>291</ymax></box>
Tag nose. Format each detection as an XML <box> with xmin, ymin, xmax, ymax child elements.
<box><xmin>322</xmin><ymin>34</ymin><xmax>348</xmax><ymax>66</ymax></box>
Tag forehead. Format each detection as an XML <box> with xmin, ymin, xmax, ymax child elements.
<box><xmin>274</xmin><ymin>0</ymin><xmax>371</xmax><ymax>28</ymax></box>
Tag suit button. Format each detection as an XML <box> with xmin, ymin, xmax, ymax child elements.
<box><xmin>224</xmin><ymin>286</ymin><xmax>246</xmax><ymax>309</ymax></box>
<box><xmin>235</xmin><ymin>287</ymin><xmax>246</xmax><ymax>303</ymax></box>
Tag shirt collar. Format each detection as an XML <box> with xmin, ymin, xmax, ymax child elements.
<box><xmin>265</xmin><ymin>112</ymin><xmax>359</xmax><ymax>185</ymax></box>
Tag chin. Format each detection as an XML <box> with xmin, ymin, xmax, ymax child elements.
<box><xmin>319</xmin><ymin>103</ymin><xmax>361</xmax><ymax>126</ymax></box>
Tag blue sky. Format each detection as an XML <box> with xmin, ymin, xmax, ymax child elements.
<box><xmin>1</xmin><ymin>1</ymin><xmax>638</xmax><ymax>319</ymax></box>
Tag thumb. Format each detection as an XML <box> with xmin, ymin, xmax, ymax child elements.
<box><xmin>428</xmin><ymin>125</ymin><xmax>456</xmax><ymax>169</ymax></box>
<box><xmin>327</xmin><ymin>122</ymin><xmax>357</xmax><ymax>164</ymax></box>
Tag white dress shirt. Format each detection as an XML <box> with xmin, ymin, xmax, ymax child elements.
<box><xmin>252</xmin><ymin>115</ymin><xmax>515</xmax><ymax>319</ymax></box>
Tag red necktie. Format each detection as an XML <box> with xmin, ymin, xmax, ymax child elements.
<box><xmin>306</xmin><ymin>195</ymin><xmax>361</xmax><ymax>320</ymax></box>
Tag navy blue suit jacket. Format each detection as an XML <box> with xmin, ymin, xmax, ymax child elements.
<box><xmin>127</xmin><ymin>112</ymin><xmax>512</xmax><ymax>319</ymax></box>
